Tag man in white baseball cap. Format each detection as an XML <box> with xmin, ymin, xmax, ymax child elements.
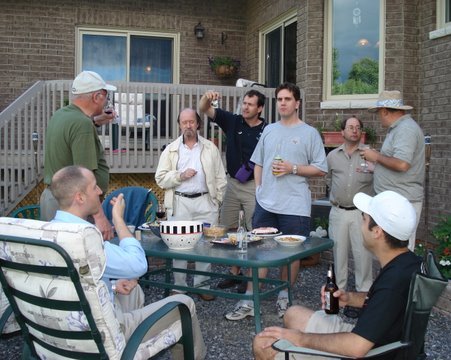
<box><xmin>40</xmin><ymin>71</ymin><xmax>117</xmax><ymax>240</ymax></box>
<box><xmin>253</xmin><ymin>190</ymin><xmax>422</xmax><ymax>359</ymax></box>
<box><xmin>71</xmin><ymin>70</ymin><xmax>117</xmax><ymax>95</ymax></box>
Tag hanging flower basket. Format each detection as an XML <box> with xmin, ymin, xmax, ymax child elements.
<box><xmin>208</xmin><ymin>56</ymin><xmax>240</xmax><ymax>79</ymax></box>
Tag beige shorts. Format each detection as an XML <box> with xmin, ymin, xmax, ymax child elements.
<box><xmin>275</xmin><ymin>310</ymin><xmax>354</xmax><ymax>360</ymax></box>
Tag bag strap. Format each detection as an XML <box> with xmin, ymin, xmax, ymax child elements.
<box><xmin>237</xmin><ymin>119</ymin><xmax>265</xmax><ymax>166</ymax></box>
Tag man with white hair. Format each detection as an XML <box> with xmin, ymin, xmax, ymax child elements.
<box><xmin>40</xmin><ymin>71</ymin><xmax>116</xmax><ymax>240</ymax></box>
<box><xmin>155</xmin><ymin>108</ymin><xmax>227</xmax><ymax>301</ymax></box>
<box><xmin>361</xmin><ymin>90</ymin><xmax>425</xmax><ymax>251</ymax></box>
<box><xmin>253</xmin><ymin>190</ymin><xmax>421</xmax><ymax>359</ymax></box>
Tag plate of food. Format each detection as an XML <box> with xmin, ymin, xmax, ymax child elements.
<box><xmin>251</xmin><ymin>227</ymin><xmax>282</xmax><ymax>237</ymax></box>
<box><xmin>211</xmin><ymin>233</ymin><xmax>264</xmax><ymax>245</ymax></box>
<box><xmin>274</xmin><ymin>235</ymin><xmax>306</xmax><ymax>246</ymax></box>
<box><xmin>211</xmin><ymin>238</ymin><xmax>235</xmax><ymax>245</ymax></box>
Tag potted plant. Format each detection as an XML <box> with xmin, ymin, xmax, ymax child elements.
<box><xmin>363</xmin><ymin>125</ymin><xmax>377</xmax><ymax>146</ymax></box>
<box><xmin>432</xmin><ymin>216</ymin><xmax>451</xmax><ymax>279</ymax></box>
<box><xmin>321</xmin><ymin>115</ymin><xmax>344</xmax><ymax>147</ymax></box>
<box><xmin>208</xmin><ymin>56</ymin><xmax>240</xmax><ymax>79</ymax></box>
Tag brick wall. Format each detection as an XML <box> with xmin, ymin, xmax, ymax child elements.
<box><xmin>0</xmin><ymin>0</ymin><xmax>247</xmax><ymax>111</ymax></box>
<box><xmin>417</xmin><ymin>0</ymin><xmax>451</xmax><ymax>238</ymax></box>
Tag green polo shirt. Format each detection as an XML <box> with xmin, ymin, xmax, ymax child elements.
<box><xmin>43</xmin><ymin>104</ymin><xmax>109</xmax><ymax>192</ymax></box>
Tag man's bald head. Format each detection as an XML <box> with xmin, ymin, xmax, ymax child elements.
<box><xmin>50</xmin><ymin>166</ymin><xmax>90</xmax><ymax>209</ymax></box>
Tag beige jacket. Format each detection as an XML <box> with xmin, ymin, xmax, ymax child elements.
<box><xmin>155</xmin><ymin>135</ymin><xmax>227</xmax><ymax>217</ymax></box>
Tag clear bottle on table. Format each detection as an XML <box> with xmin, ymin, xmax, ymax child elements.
<box><xmin>237</xmin><ymin>210</ymin><xmax>247</xmax><ymax>253</ymax></box>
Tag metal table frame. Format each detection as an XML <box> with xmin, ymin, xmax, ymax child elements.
<box><xmin>140</xmin><ymin>236</ymin><xmax>333</xmax><ymax>333</ymax></box>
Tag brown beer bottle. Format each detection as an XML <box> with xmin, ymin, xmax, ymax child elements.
<box><xmin>324</xmin><ymin>263</ymin><xmax>339</xmax><ymax>314</ymax></box>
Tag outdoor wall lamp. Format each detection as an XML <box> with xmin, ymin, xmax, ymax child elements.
<box><xmin>194</xmin><ymin>22</ymin><xmax>205</xmax><ymax>39</ymax></box>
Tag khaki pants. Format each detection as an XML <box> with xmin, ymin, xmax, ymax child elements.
<box><xmin>220</xmin><ymin>176</ymin><xmax>256</xmax><ymax>230</ymax></box>
<box><xmin>115</xmin><ymin>286</ymin><xmax>206</xmax><ymax>359</ymax></box>
<box><xmin>328</xmin><ymin>206</ymin><xmax>373</xmax><ymax>292</ymax></box>
<box><xmin>275</xmin><ymin>311</ymin><xmax>354</xmax><ymax>360</ymax></box>
<box><xmin>39</xmin><ymin>187</ymin><xmax>58</xmax><ymax>221</ymax></box>
<box><xmin>408</xmin><ymin>201</ymin><xmax>423</xmax><ymax>252</ymax></box>
<box><xmin>171</xmin><ymin>193</ymin><xmax>219</xmax><ymax>289</ymax></box>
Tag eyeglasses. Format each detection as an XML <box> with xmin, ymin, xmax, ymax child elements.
<box><xmin>345</xmin><ymin>126</ymin><xmax>362</xmax><ymax>132</ymax></box>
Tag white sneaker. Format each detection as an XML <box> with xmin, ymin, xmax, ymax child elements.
<box><xmin>276</xmin><ymin>296</ymin><xmax>289</xmax><ymax>318</ymax></box>
<box><xmin>224</xmin><ymin>301</ymin><xmax>254</xmax><ymax>321</ymax></box>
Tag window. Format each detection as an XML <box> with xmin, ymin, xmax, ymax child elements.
<box><xmin>259</xmin><ymin>12</ymin><xmax>297</xmax><ymax>87</ymax></box>
<box><xmin>438</xmin><ymin>0</ymin><xmax>451</xmax><ymax>26</ymax></box>
<box><xmin>324</xmin><ymin>0</ymin><xmax>384</xmax><ymax>99</ymax></box>
<box><xmin>76</xmin><ymin>28</ymin><xmax>179</xmax><ymax>83</ymax></box>
<box><xmin>430</xmin><ymin>1</ymin><xmax>451</xmax><ymax>39</ymax></box>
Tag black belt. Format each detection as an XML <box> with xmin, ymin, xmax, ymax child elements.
<box><xmin>333</xmin><ymin>203</ymin><xmax>357</xmax><ymax>211</ymax></box>
<box><xmin>175</xmin><ymin>191</ymin><xmax>208</xmax><ymax>199</ymax></box>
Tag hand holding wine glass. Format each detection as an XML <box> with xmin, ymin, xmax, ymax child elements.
<box><xmin>358</xmin><ymin>145</ymin><xmax>370</xmax><ymax>173</ymax></box>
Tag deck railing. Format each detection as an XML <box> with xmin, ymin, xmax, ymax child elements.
<box><xmin>0</xmin><ymin>80</ymin><xmax>288</xmax><ymax>215</ymax></box>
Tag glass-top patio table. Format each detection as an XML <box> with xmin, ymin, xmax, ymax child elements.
<box><xmin>139</xmin><ymin>234</ymin><xmax>333</xmax><ymax>333</ymax></box>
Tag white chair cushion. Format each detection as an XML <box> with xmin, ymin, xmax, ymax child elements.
<box><xmin>0</xmin><ymin>217</ymin><xmax>126</xmax><ymax>359</ymax></box>
<box><xmin>0</xmin><ymin>217</ymin><xmax>179</xmax><ymax>360</ymax></box>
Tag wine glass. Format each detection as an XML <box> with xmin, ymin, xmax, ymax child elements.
<box><xmin>359</xmin><ymin>145</ymin><xmax>370</xmax><ymax>173</ymax></box>
<box><xmin>104</xmin><ymin>91</ymin><xmax>114</xmax><ymax>114</ymax></box>
<box><xmin>156</xmin><ymin>204</ymin><xmax>166</xmax><ymax>221</ymax></box>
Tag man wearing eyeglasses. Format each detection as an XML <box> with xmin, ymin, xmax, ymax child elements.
<box><xmin>40</xmin><ymin>71</ymin><xmax>116</xmax><ymax>240</ymax></box>
<box><xmin>326</xmin><ymin>116</ymin><xmax>374</xmax><ymax>304</ymax></box>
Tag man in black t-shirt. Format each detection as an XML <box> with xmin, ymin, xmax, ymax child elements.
<box><xmin>200</xmin><ymin>89</ymin><xmax>266</xmax><ymax>291</ymax></box>
<box><xmin>253</xmin><ymin>190</ymin><xmax>421</xmax><ymax>360</ymax></box>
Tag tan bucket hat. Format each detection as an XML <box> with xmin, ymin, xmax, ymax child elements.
<box><xmin>368</xmin><ymin>90</ymin><xmax>413</xmax><ymax>112</ymax></box>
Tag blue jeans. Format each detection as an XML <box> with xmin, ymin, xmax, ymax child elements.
<box><xmin>252</xmin><ymin>201</ymin><xmax>310</xmax><ymax>236</ymax></box>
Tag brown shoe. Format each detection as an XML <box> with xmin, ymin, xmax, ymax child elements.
<box><xmin>198</xmin><ymin>293</ymin><xmax>216</xmax><ymax>301</ymax></box>
<box><xmin>236</xmin><ymin>280</ymin><xmax>248</xmax><ymax>294</ymax></box>
<box><xmin>217</xmin><ymin>271</ymin><xmax>244</xmax><ymax>289</ymax></box>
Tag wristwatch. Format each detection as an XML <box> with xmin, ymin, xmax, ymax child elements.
<box><xmin>292</xmin><ymin>164</ymin><xmax>298</xmax><ymax>175</ymax></box>
<box><xmin>111</xmin><ymin>282</ymin><xmax>117</xmax><ymax>295</ymax></box>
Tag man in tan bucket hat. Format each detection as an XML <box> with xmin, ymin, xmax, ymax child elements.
<box><xmin>361</xmin><ymin>90</ymin><xmax>425</xmax><ymax>251</ymax></box>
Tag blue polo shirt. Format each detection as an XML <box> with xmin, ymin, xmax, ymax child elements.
<box><xmin>52</xmin><ymin>210</ymin><xmax>148</xmax><ymax>292</ymax></box>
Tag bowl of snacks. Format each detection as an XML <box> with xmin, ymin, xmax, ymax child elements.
<box><xmin>159</xmin><ymin>220</ymin><xmax>203</xmax><ymax>250</ymax></box>
<box><xmin>274</xmin><ymin>235</ymin><xmax>306</xmax><ymax>247</ymax></box>
<box><xmin>203</xmin><ymin>224</ymin><xmax>227</xmax><ymax>239</ymax></box>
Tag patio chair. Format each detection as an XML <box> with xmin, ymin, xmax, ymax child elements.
<box><xmin>272</xmin><ymin>251</ymin><xmax>448</xmax><ymax>359</ymax></box>
<box><xmin>102</xmin><ymin>186</ymin><xmax>158</xmax><ymax>228</ymax></box>
<box><xmin>0</xmin><ymin>217</ymin><xmax>194</xmax><ymax>359</ymax></box>
<box><xmin>1</xmin><ymin>204</ymin><xmax>42</xmax><ymax>335</ymax></box>
<box><xmin>10</xmin><ymin>204</ymin><xmax>40</xmax><ymax>219</ymax></box>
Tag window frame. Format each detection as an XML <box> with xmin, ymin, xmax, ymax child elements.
<box><xmin>430</xmin><ymin>0</ymin><xmax>451</xmax><ymax>39</ymax></box>
<box><xmin>258</xmin><ymin>10</ymin><xmax>297</xmax><ymax>86</ymax></box>
<box><xmin>322</xmin><ymin>0</ymin><xmax>385</xmax><ymax>104</ymax></box>
<box><xmin>75</xmin><ymin>27</ymin><xmax>180</xmax><ymax>83</ymax></box>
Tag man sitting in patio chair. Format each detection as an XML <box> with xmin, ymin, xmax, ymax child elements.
<box><xmin>253</xmin><ymin>190</ymin><xmax>422</xmax><ymax>360</ymax></box>
<box><xmin>50</xmin><ymin>165</ymin><xmax>206</xmax><ymax>359</ymax></box>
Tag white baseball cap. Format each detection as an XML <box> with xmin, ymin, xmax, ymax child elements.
<box><xmin>353</xmin><ymin>191</ymin><xmax>416</xmax><ymax>241</ymax></box>
<box><xmin>71</xmin><ymin>71</ymin><xmax>116</xmax><ymax>95</ymax></box>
